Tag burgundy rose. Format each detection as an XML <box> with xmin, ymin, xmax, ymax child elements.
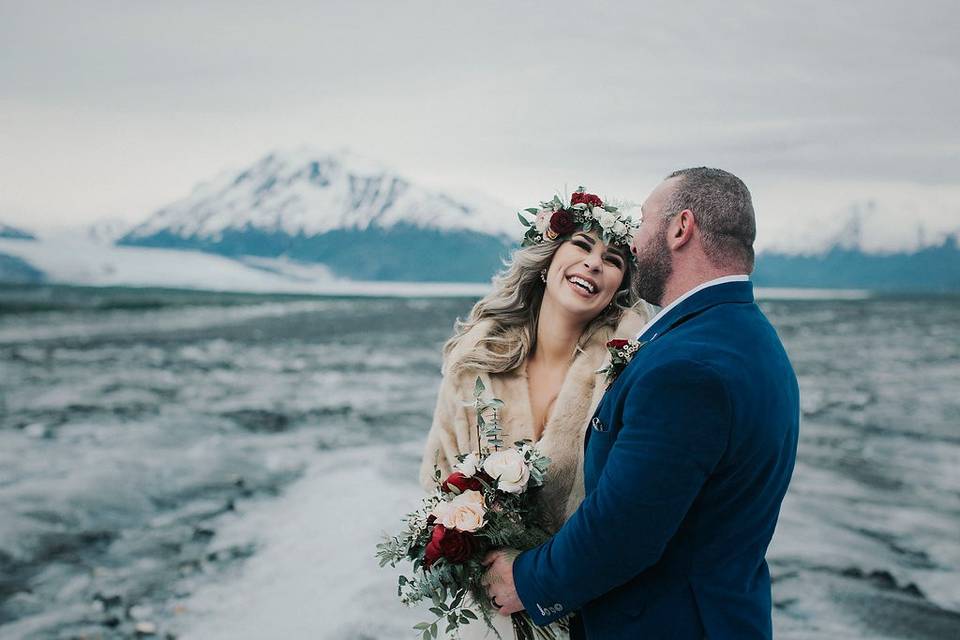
<box><xmin>571</xmin><ymin>192</ymin><xmax>603</xmax><ymax>207</ymax></box>
<box><xmin>549</xmin><ymin>210</ymin><xmax>577</xmax><ymax>236</ymax></box>
<box><xmin>607</xmin><ymin>339</ymin><xmax>629</xmax><ymax>349</ymax></box>
<box><xmin>424</xmin><ymin>524</ymin><xmax>474</xmax><ymax>568</ymax></box>
<box><xmin>441</xmin><ymin>471</ymin><xmax>483</xmax><ymax>494</ymax></box>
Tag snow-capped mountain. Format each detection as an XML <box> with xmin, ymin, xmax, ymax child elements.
<box><xmin>812</xmin><ymin>201</ymin><xmax>957</xmax><ymax>254</ymax></box>
<box><xmin>6</xmin><ymin>148</ymin><xmax>957</xmax><ymax>292</ymax></box>
<box><xmin>758</xmin><ymin>198</ymin><xmax>960</xmax><ymax>255</ymax></box>
<box><xmin>123</xmin><ymin>147</ymin><xmax>516</xmax><ymax>238</ymax></box>
<box><xmin>749</xmin><ymin>199</ymin><xmax>960</xmax><ymax>292</ymax></box>
<box><xmin>0</xmin><ymin>222</ymin><xmax>36</xmax><ymax>240</ymax></box>
<box><xmin>117</xmin><ymin>148</ymin><xmax>515</xmax><ymax>281</ymax></box>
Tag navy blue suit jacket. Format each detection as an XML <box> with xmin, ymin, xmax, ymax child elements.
<box><xmin>513</xmin><ymin>280</ymin><xmax>799</xmax><ymax>639</ymax></box>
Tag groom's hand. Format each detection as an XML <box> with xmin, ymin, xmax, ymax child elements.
<box><xmin>482</xmin><ymin>549</ymin><xmax>524</xmax><ymax>616</ymax></box>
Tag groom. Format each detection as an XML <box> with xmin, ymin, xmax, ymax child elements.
<box><xmin>484</xmin><ymin>168</ymin><xmax>799</xmax><ymax>638</ymax></box>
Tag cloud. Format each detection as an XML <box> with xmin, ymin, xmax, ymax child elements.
<box><xmin>0</xmin><ymin>0</ymin><xmax>957</xmax><ymax>249</ymax></box>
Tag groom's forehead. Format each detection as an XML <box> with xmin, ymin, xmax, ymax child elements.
<box><xmin>644</xmin><ymin>177</ymin><xmax>680</xmax><ymax>211</ymax></box>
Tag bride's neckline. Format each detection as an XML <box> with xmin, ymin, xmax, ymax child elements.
<box><xmin>522</xmin><ymin>352</ymin><xmax>576</xmax><ymax>443</ymax></box>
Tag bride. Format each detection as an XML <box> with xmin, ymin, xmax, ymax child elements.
<box><xmin>419</xmin><ymin>189</ymin><xmax>650</xmax><ymax>638</ymax></box>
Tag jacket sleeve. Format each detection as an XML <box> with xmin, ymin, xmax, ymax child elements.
<box><xmin>513</xmin><ymin>359</ymin><xmax>731</xmax><ymax>625</ymax></box>
<box><xmin>419</xmin><ymin>370</ymin><xmax>473</xmax><ymax>491</ymax></box>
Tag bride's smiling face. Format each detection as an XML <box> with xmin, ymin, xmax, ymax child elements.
<box><xmin>542</xmin><ymin>231</ymin><xmax>628</xmax><ymax>322</ymax></box>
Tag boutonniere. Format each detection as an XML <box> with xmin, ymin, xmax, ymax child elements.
<box><xmin>596</xmin><ymin>338</ymin><xmax>646</xmax><ymax>387</ymax></box>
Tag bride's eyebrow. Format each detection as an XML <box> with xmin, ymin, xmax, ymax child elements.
<box><xmin>573</xmin><ymin>233</ymin><xmax>595</xmax><ymax>244</ymax></box>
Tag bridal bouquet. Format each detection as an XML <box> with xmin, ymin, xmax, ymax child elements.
<box><xmin>377</xmin><ymin>378</ymin><xmax>568</xmax><ymax>640</ymax></box>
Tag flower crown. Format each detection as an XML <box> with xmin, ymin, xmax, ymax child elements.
<box><xmin>517</xmin><ymin>187</ymin><xmax>638</xmax><ymax>249</ymax></box>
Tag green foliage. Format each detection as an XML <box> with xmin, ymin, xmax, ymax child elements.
<box><xmin>471</xmin><ymin>377</ymin><xmax>506</xmax><ymax>452</ymax></box>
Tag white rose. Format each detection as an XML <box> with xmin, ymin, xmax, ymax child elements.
<box><xmin>482</xmin><ymin>449</ymin><xmax>531</xmax><ymax>494</ymax></box>
<box><xmin>430</xmin><ymin>499</ymin><xmax>453</xmax><ymax>523</ymax></box>
<box><xmin>455</xmin><ymin>452</ymin><xmax>481</xmax><ymax>477</ymax></box>
<box><xmin>535</xmin><ymin>209</ymin><xmax>552</xmax><ymax>234</ymax></box>
<box><xmin>439</xmin><ymin>490</ymin><xmax>486</xmax><ymax>532</ymax></box>
<box><xmin>598</xmin><ymin>210</ymin><xmax>618</xmax><ymax>230</ymax></box>
<box><xmin>612</xmin><ymin>220</ymin><xmax>628</xmax><ymax>236</ymax></box>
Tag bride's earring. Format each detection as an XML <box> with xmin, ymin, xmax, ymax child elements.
<box><xmin>540</xmin><ymin>269</ymin><xmax>548</xmax><ymax>283</ymax></box>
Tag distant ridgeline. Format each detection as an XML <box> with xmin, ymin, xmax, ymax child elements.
<box><xmin>0</xmin><ymin>224</ymin><xmax>36</xmax><ymax>240</ymax></box>
<box><xmin>0</xmin><ymin>224</ymin><xmax>43</xmax><ymax>284</ymax></box>
<box><xmin>752</xmin><ymin>235</ymin><xmax>960</xmax><ymax>293</ymax></box>
<box><xmin>117</xmin><ymin>224</ymin><xmax>960</xmax><ymax>292</ymax></box>
<box><xmin>119</xmin><ymin>223</ymin><xmax>512</xmax><ymax>282</ymax></box>
<box><xmin>0</xmin><ymin>253</ymin><xmax>46</xmax><ymax>284</ymax></box>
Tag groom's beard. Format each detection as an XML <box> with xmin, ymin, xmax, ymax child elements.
<box><xmin>633</xmin><ymin>229</ymin><xmax>673</xmax><ymax>306</ymax></box>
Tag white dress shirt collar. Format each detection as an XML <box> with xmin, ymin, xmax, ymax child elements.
<box><xmin>635</xmin><ymin>275</ymin><xmax>750</xmax><ymax>341</ymax></box>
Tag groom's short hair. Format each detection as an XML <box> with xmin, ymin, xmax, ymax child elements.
<box><xmin>664</xmin><ymin>167</ymin><xmax>756</xmax><ymax>272</ymax></box>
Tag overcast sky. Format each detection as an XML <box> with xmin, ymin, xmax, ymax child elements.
<box><xmin>1</xmin><ymin>1</ymin><xmax>958</xmax><ymax>250</ymax></box>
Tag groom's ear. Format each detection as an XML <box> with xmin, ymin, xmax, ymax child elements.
<box><xmin>668</xmin><ymin>209</ymin><xmax>696</xmax><ymax>250</ymax></box>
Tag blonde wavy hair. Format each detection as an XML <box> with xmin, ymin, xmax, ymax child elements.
<box><xmin>443</xmin><ymin>236</ymin><xmax>643</xmax><ymax>375</ymax></box>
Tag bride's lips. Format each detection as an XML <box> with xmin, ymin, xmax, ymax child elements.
<box><xmin>565</xmin><ymin>273</ymin><xmax>599</xmax><ymax>298</ymax></box>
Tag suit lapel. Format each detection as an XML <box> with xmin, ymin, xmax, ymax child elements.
<box><xmin>586</xmin><ymin>280</ymin><xmax>755</xmax><ymax>449</ymax></box>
